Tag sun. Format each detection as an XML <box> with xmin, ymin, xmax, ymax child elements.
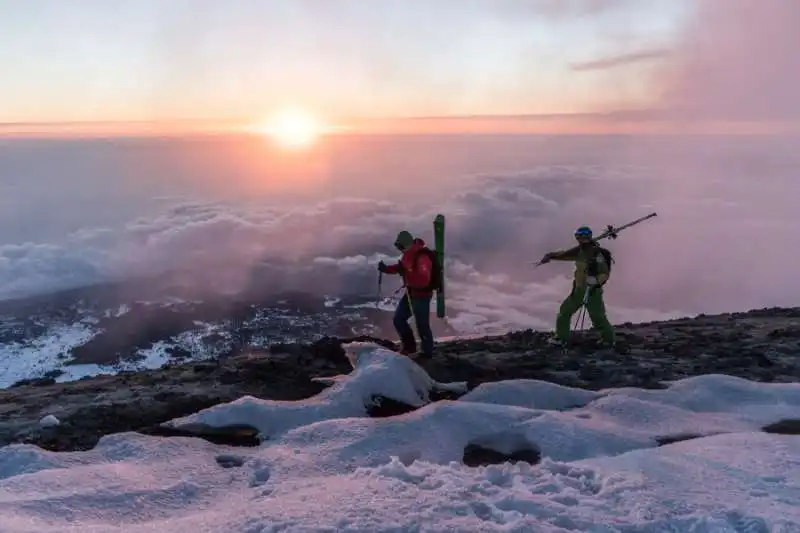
<box><xmin>257</xmin><ymin>107</ymin><xmax>325</xmax><ymax>150</ymax></box>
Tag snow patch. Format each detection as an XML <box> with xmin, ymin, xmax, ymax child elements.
<box><xmin>38</xmin><ymin>415</ymin><xmax>60</xmax><ymax>428</ymax></box>
<box><xmin>347</xmin><ymin>299</ymin><xmax>400</xmax><ymax>312</ymax></box>
<box><xmin>461</xmin><ymin>379</ymin><xmax>602</xmax><ymax>410</ymax></box>
<box><xmin>55</xmin><ymin>363</ymin><xmax>111</xmax><ymax>383</ymax></box>
<box><xmin>103</xmin><ymin>304</ymin><xmax>130</xmax><ymax>318</ymax></box>
<box><xmin>166</xmin><ymin>342</ymin><xmax>468</xmax><ymax>440</ymax></box>
<box><xmin>0</xmin><ymin>324</ymin><xmax>98</xmax><ymax>388</ymax></box>
<box><xmin>323</xmin><ymin>296</ymin><xmax>341</xmax><ymax>308</ymax></box>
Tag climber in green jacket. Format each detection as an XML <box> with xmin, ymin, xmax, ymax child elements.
<box><xmin>539</xmin><ymin>225</ymin><xmax>615</xmax><ymax>347</ymax></box>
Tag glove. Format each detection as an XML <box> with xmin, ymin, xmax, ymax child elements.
<box><xmin>540</xmin><ymin>252</ymin><xmax>554</xmax><ymax>264</ymax></box>
<box><xmin>378</xmin><ymin>261</ymin><xmax>388</xmax><ymax>273</ymax></box>
<box><xmin>586</xmin><ymin>276</ymin><xmax>599</xmax><ymax>286</ymax></box>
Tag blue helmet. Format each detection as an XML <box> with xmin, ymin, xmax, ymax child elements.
<box><xmin>574</xmin><ymin>226</ymin><xmax>593</xmax><ymax>239</ymax></box>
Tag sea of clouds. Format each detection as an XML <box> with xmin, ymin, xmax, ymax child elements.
<box><xmin>1</xmin><ymin>133</ymin><xmax>799</xmax><ymax>335</ymax></box>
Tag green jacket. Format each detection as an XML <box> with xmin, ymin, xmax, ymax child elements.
<box><xmin>548</xmin><ymin>243</ymin><xmax>610</xmax><ymax>289</ymax></box>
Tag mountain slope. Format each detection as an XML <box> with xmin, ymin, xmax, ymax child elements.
<box><xmin>1</xmin><ymin>306</ymin><xmax>798</xmax><ymax>452</ymax></box>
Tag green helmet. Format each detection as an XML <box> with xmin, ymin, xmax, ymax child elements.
<box><xmin>394</xmin><ymin>230</ymin><xmax>414</xmax><ymax>250</ymax></box>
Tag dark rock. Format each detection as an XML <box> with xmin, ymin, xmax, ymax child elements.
<box><xmin>215</xmin><ymin>454</ymin><xmax>246</xmax><ymax>468</ymax></box>
<box><xmin>762</xmin><ymin>419</ymin><xmax>800</xmax><ymax>435</ymax></box>
<box><xmin>141</xmin><ymin>424</ymin><xmax>261</xmax><ymax>447</ymax></box>
<box><xmin>366</xmin><ymin>396</ymin><xmax>418</xmax><ymax>418</ymax></box>
<box><xmin>462</xmin><ymin>431</ymin><xmax>542</xmax><ymax>467</ymax></box>
<box><xmin>269</xmin><ymin>343</ymin><xmax>304</xmax><ymax>356</ymax></box>
<box><xmin>42</xmin><ymin>369</ymin><xmax>65</xmax><ymax>380</ymax></box>
<box><xmin>462</xmin><ymin>443</ymin><xmax>541</xmax><ymax>467</ymax></box>
<box><xmin>656</xmin><ymin>434</ymin><xmax>706</xmax><ymax>446</ymax></box>
<box><xmin>166</xmin><ymin>347</ymin><xmax>193</xmax><ymax>360</ymax></box>
<box><xmin>193</xmin><ymin>363</ymin><xmax>217</xmax><ymax>374</ymax></box>
<box><xmin>767</xmin><ymin>328</ymin><xmax>800</xmax><ymax>339</ymax></box>
<box><xmin>10</xmin><ymin>376</ymin><xmax>57</xmax><ymax>388</ymax></box>
<box><xmin>578</xmin><ymin>364</ymin><xmax>606</xmax><ymax>381</ymax></box>
<box><xmin>753</xmin><ymin>353</ymin><xmax>775</xmax><ymax>367</ymax></box>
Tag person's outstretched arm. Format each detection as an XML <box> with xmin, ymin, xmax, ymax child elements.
<box><xmin>541</xmin><ymin>245</ymin><xmax>581</xmax><ymax>263</ymax></box>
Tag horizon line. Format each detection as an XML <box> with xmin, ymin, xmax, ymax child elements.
<box><xmin>2</xmin><ymin>111</ymin><xmax>798</xmax><ymax>139</ymax></box>
<box><xmin>0</xmin><ymin>109</ymin><xmax>661</xmax><ymax>128</ymax></box>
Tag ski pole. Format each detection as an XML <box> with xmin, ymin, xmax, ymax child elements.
<box><xmin>406</xmin><ymin>289</ymin><xmax>420</xmax><ymax>341</ymax></box>
<box><xmin>576</xmin><ymin>285</ymin><xmax>590</xmax><ymax>331</ymax></box>
<box><xmin>376</xmin><ymin>271</ymin><xmax>383</xmax><ymax>308</ymax></box>
<box><xmin>576</xmin><ymin>307</ymin><xmax>587</xmax><ymax>332</ymax></box>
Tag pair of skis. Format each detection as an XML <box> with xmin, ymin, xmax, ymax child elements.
<box><xmin>376</xmin><ymin>214</ymin><xmax>447</xmax><ymax>319</ymax></box>
<box><xmin>531</xmin><ymin>212</ymin><xmax>657</xmax><ymax>268</ymax></box>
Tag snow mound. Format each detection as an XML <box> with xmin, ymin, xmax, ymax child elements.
<box><xmin>460</xmin><ymin>378</ymin><xmax>602</xmax><ymax>410</ymax></box>
<box><xmin>165</xmin><ymin>342</ymin><xmax>468</xmax><ymax>439</ymax></box>
<box><xmin>602</xmin><ymin>373</ymin><xmax>800</xmax><ymax>425</ymax></box>
<box><xmin>166</xmin><ymin>349</ymin><xmax>799</xmax><ymax>467</ymax></box>
<box><xmin>1</xmin><ymin>352</ymin><xmax>798</xmax><ymax>532</ymax></box>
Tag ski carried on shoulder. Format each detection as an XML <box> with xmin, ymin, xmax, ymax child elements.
<box><xmin>593</xmin><ymin>212</ymin><xmax>657</xmax><ymax>242</ymax></box>
<box><xmin>531</xmin><ymin>212</ymin><xmax>657</xmax><ymax>267</ymax></box>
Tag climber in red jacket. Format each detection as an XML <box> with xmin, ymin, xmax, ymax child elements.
<box><xmin>378</xmin><ymin>230</ymin><xmax>435</xmax><ymax>359</ymax></box>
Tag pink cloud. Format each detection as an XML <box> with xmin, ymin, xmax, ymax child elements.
<box><xmin>659</xmin><ymin>0</ymin><xmax>800</xmax><ymax>121</ymax></box>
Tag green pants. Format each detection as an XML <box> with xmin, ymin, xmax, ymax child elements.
<box><xmin>555</xmin><ymin>285</ymin><xmax>615</xmax><ymax>344</ymax></box>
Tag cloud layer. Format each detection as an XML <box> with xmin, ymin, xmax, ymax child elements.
<box><xmin>571</xmin><ymin>49</ymin><xmax>670</xmax><ymax>72</ymax></box>
<box><xmin>2</xmin><ymin>133</ymin><xmax>799</xmax><ymax>336</ymax></box>
<box><xmin>658</xmin><ymin>0</ymin><xmax>800</xmax><ymax>122</ymax></box>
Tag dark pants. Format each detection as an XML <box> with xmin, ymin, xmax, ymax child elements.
<box><xmin>393</xmin><ymin>293</ymin><xmax>434</xmax><ymax>355</ymax></box>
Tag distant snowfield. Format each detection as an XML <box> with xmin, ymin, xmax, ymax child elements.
<box><xmin>0</xmin><ymin>323</ymin><xmax>100</xmax><ymax>388</ymax></box>
<box><xmin>1</xmin><ymin>342</ymin><xmax>798</xmax><ymax>532</ymax></box>
<box><xmin>0</xmin><ymin>318</ymin><xmax>222</xmax><ymax>389</ymax></box>
<box><xmin>0</xmin><ymin>297</ymin><xmax>481</xmax><ymax>389</ymax></box>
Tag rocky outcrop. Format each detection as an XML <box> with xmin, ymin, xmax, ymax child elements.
<box><xmin>1</xmin><ymin>307</ymin><xmax>799</xmax><ymax>452</ymax></box>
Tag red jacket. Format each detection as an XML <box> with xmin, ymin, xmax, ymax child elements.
<box><xmin>383</xmin><ymin>238</ymin><xmax>434</xmax><ymax>298</ymax></box>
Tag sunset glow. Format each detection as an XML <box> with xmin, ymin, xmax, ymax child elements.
<box><xmin>255</xmin><ymin>108</ymin><xmax>327</xmax><ymax>150</ymax></box>
<box><xmin>3</xmin><ymin>1</ymin><xmax>797</xmax><ymax>137</ymax></box>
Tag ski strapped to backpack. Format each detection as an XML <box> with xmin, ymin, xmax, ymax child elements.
<box><xmin>404</xmin><ymin>214</ymin><xmax>446</xmax><ymax>318</ymax></box>
<box><xmin>433</xmin><ymin>214</ymin><xmax>446</xmax><ymax>318</ymax></box>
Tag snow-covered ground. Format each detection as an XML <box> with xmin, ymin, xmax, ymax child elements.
<box><xmin>1</xmin><ymin>342</ymin><xmax>798</xmax><ymax>532</ymax></box>
<box><xmin>0</xmin><ymin>319</ymin><xmax>226</xmax><ymax>388</ymax></box>
<box><xmin>0</xmin><ymin>323</ymin><xmax>99</xmax><ymax>388</ymax></box>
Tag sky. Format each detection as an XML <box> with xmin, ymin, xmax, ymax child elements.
<box><xmin>0</xmin><ymin>0</ymin><xmax>694</xmax><ymax>124</ymax></box>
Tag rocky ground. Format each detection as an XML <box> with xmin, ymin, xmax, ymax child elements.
<box><xmin>1</xmin><ymin>306</ymin><xmax>799</xmax><ymax>453</ymax></box>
